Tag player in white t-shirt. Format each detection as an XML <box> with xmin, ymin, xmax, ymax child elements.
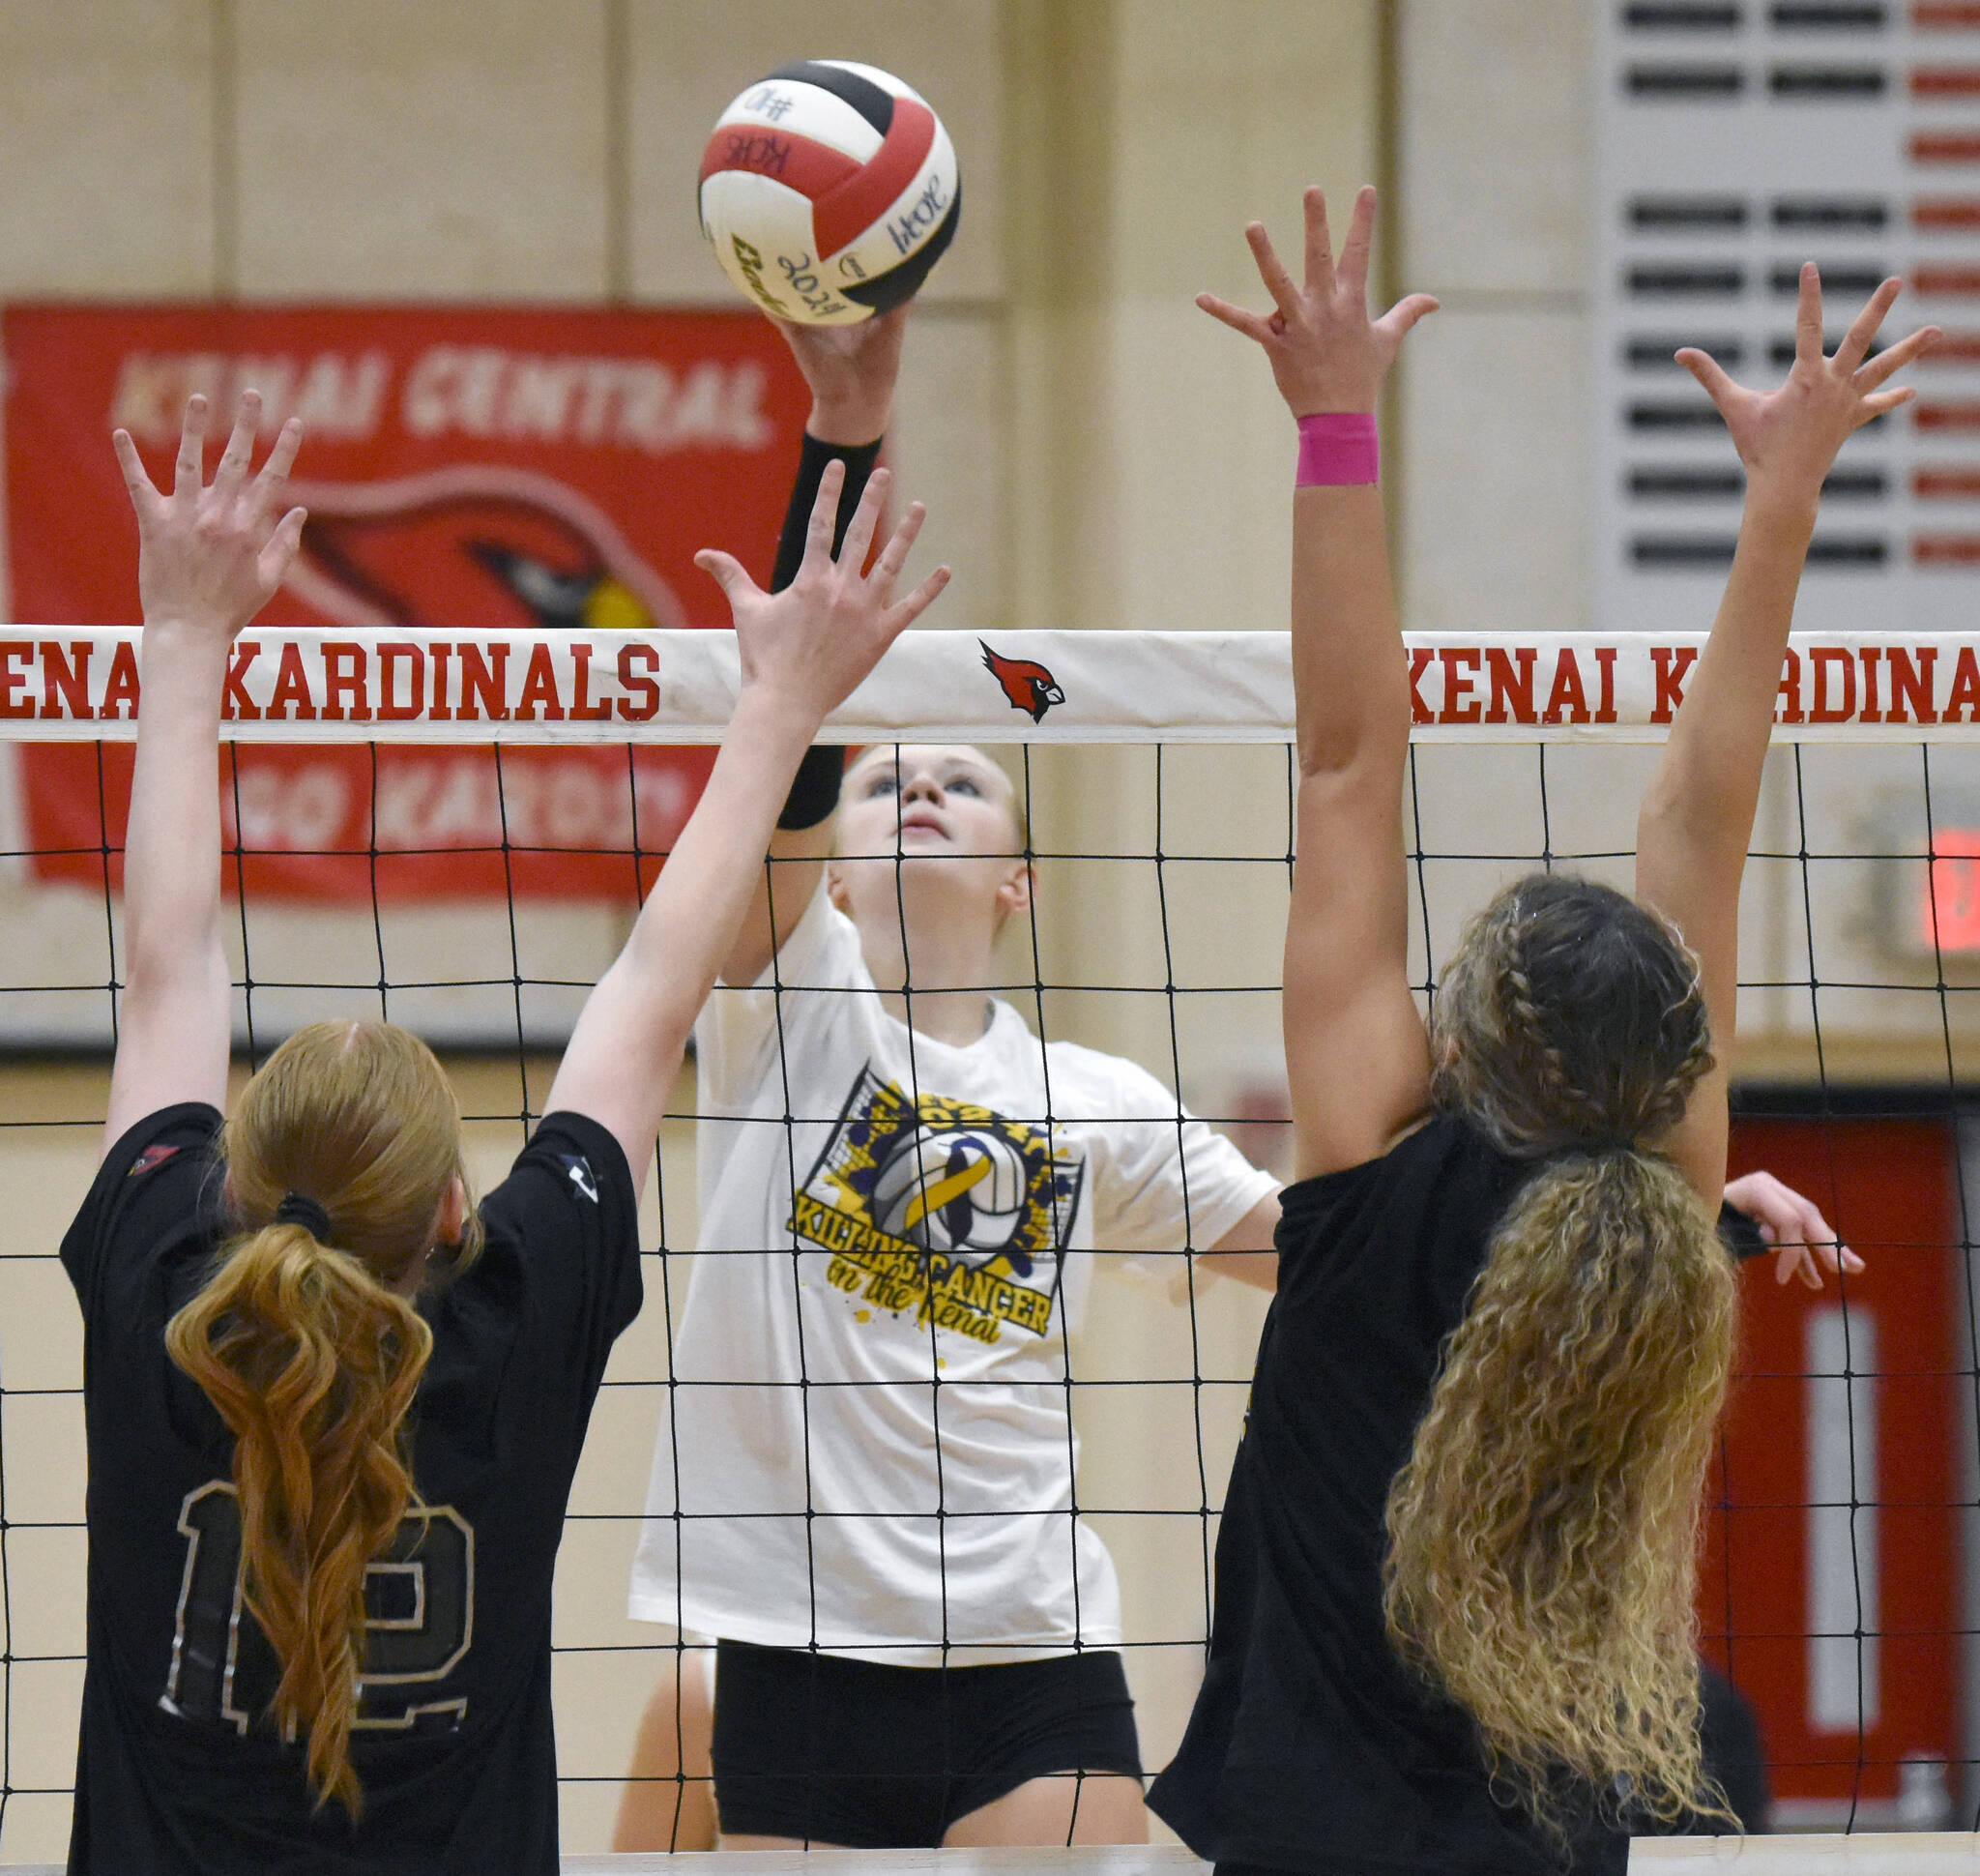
<box><xmin>614</xmin><ymin>312</ymin><xmax>1281</xmax><ymax>1855</ymax></box>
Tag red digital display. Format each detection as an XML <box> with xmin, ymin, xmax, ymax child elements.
<box><xmin>1922</xmin><ymin>829</ymin><xmax>1980</xmax><ymax>953</ymax></box>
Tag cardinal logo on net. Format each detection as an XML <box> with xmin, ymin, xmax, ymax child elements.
<box><xmin>980</xmin><ymin>642</ymin><xmax>1065</xmax><ymax>723</ymax></box>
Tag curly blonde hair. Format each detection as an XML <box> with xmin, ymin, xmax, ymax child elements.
<box><xmin>1383</xmin><ymin>873</ymin><xmax>1736</xmax><ymax>1840</ymax></box>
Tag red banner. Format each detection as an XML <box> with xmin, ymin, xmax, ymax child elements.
<box><xmin>1</xmin><ymin>305</ymin><xmax>809</xmax><ymax>899</ymax></box>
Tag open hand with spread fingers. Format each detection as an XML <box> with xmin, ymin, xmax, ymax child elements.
<box><xmin>696</xmin><ymin>458</ymin><xmax>949</xmax><ymax>726</ymax></box>
<box><xmin>1678</xmin><ymin>268</ymin><xmax>1939</xmax><ymax>509</ymax></box>
<box><xmin>1197</xmin><ymin>184</ymin><xmax>1439</xmax><ymax>416</ymax></box>
<box><xmin>114</xmin><ymin>391</ymin><xmax>306</xmax><ymax>642</ymax></box>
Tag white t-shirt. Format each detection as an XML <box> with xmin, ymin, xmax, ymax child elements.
<box><xmin>628</xmin><ymin>886</ymin><xmax>1278</xmax><ymax>1665</ymax></box>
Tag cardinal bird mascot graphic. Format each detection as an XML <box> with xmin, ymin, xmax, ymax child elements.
<box><xmin>979</xmin><ymin>641</ymin><xmax>1065</xmax><ymax>723</ymax></box>
<box><xmin>279</xmin><ymin>464</ymin><xmax>688</xmax><ymax>634</ymax></box>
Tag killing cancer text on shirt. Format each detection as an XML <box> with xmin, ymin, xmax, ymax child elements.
<box><xmin>790</xmin><ymin>1063</ymin><xmax>1086</xmax><ymax>1345</ymax></box>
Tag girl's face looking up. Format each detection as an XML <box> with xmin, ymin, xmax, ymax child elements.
<box><xmin>830</xmin><ymin>745</ymin><xmax>1032</xmax><ymax>943</ymax></box>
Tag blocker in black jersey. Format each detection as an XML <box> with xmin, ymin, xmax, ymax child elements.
<box><xmin>1149</xmin><ymin>1113</ymin><xmax>1629</xmax><ymax>1876</ymax></box>
<box><xmin>60</xmin><ymin>1100</ymin><xmax>640</xmax><ymax>1875</ymax></box>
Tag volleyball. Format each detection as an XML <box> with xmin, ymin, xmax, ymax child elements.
<box><xmin>871</xmin><ymin>1127</ymin><xmax>1027</xmax><ymax>1262</ymax></box>
<box><xmin>697</xmin><ymin>60</ymin><xmax>961</xmax><ymax>326</ymax></box>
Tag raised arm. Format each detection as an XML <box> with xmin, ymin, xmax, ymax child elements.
<box><xmin>1637</xmin><ymin>269</ymin><xmax>1936</xmax><ymax>1201</ymax></box>
<box><xmin>1200</xmin><ymin>187</ymin><xmax>1438</xmax><ymax>1181</ymax></box>
<box><xmin>102</xmin><ymin>393</ymin><xmax>306</xmax><ymax>1153</ymax></box>
<box><xmin>546</xmin><ymin>461</ymin><xmax>948</xmax><ymax>1191</ymax></box>
<box><xmin>719</xmin><ymin>308</ymin><xmax>909</xmax><ymax>988</ymax></box>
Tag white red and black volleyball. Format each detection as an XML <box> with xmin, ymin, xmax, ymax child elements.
<box><xmin>698</xmin><ymin>61</ymin><xmax>961</xmax><ymax>325</ymax></box>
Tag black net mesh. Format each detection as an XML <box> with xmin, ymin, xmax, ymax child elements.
<box><xmin>0</xmin><ymin>729</ymin><xmax>1970</xmax><ymax>1854</ymax></box>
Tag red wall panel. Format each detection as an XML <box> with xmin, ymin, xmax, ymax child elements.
<box><xmin>1703</xmin><ymin>1118</ymin><xmax>1962</xmax><ymax>1808</ymax></box>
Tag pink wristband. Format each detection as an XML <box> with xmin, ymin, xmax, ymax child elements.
<box><xmin>1296</xmin><ymin>411</ymin><xmax>1380</xmax><ymax>486</ymax></box>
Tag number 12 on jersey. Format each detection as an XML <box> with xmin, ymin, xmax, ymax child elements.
<box><xmin>162</xmin><ymin>1481</ymin><xmax>476</xmax><ymax>1735</ymax></box>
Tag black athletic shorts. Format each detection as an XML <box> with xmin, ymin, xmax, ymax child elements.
<box><xmin>710</xmin><ymin>1639</ymin><xmax>1144</xmax><ymax>1847</ymax></box>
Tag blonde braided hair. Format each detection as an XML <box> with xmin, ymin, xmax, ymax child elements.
<box><xmin>1386</xmin><ymin>872</ymin><xmax>1735</xmax><ymax>1841</ymax></box>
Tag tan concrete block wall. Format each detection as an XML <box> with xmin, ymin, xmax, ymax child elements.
<box><xmin>0</xmin><ymin>1</ymin><xmax>218</xmax><ymax>297</ymax></box>
<box><xmin>232</xmin><ymin>0</ymin><xmax>615</xmax><ymax>301</ymax></box>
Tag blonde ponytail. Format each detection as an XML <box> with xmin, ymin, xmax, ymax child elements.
<box><xmin>1383</xmin><ymin>1148</ymin><xmax>1736</xmax><ymax>1835</ymax></box>
<box><xmin>165</xmin><ymin>1021</ymin><xmax>476</xmax><ymax>1815</ymax></box>
<box><xmin>1392</xmin><ymin>871</ymin><xmax>1737</xmax><ymax>1838</ymax></box>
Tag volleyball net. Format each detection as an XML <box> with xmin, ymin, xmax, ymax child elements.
<box><xmin>0</xmin><ymin>625</ymin><xmax>1975</xmax><ymax>1859</ymax></box>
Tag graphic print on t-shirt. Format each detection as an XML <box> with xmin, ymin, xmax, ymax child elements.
<box><xmin>789</xmin><ymin>1064</ymin><xmax>1085</xmax><ymax>1344</ymax></box>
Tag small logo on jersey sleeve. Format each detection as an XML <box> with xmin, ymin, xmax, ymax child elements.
<box><xmin>559</xmin><ymin>1154</ymin><xmax>600</xmax><ymax>1204</ymax></box>
<box><xmin>129</xmin><ymin>1143</ymin><xmax>183</xmax><ymax>1178</ymax></box>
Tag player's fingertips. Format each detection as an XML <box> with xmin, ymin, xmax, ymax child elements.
<box><xmin>900</xmin><ymin>566</ymin><xmax>950</xmax><ymax>615</ymax></box>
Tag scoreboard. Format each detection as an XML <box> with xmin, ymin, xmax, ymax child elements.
<box><xmin>1595</xmin><ymin>1</ymin><xmax>1980</xmax><ymax>634</ymax></box>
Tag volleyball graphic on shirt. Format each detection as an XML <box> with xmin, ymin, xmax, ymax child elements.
<box><xmin>786</xmin><ymin>1064</ymin><xmax>1084</xmax><ymax>1344</ymax></box>
<box><xmin>870</xmin><ymin>1126</ymin><xmax>1028</xmax><ymax>1265</ymax></box>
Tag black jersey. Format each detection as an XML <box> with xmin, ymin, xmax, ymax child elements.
<box><xmin>1149</xmin><ymin>1111</ymin><xmax>1631</xmax><ymax>1876</ymax></box>
<box><xmin>60</xmin><ymin>1100</ymin><xmax>641</xmax><ymax>1875</ymax></box>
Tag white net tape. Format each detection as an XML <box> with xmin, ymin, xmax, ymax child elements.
<box><xmin>0</xmin><ymin>628</ymin><xmax>1974</xmax><ymax>744</ymax></box>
